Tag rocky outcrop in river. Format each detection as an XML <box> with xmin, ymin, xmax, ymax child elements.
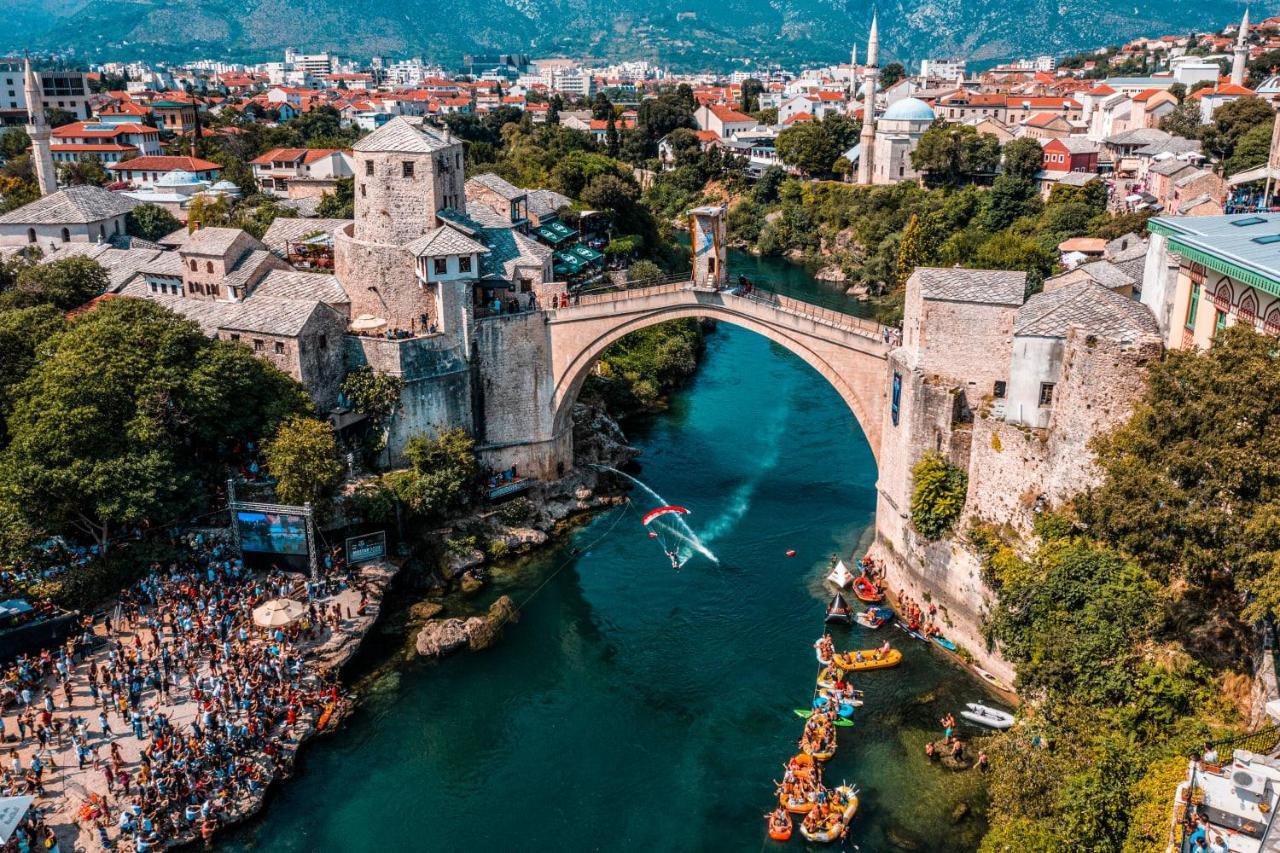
<box><xmin>415</xmin><ymin>595</ymin><xmax>517</xmax><ymax>658</ymax></box>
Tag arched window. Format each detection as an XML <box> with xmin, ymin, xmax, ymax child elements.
<box><xmin>1212</xmin><ymin>280</ymin><xmax>1233</xmax><ymax>312</ymax></box>
<box><xmin>99</xmin><ymin>224</ymin><xmax>106</xmax><ymax>240</ymax></box>
<box><xmin>206</xmin><ymin>261</ymin><xmax>213</xmax><ymax>273</ymax></box>
<box><xmin>190</xmin><ymin>259</ymin><xmax>198</xmax><ymax>272</ymax></box>
<box><xmin>1265</xmin><ymin>308</ymin><xmax>1280</xmax><ymax>337</ymax></box>
<box><xmin>113</xmin><ymin>219</ymin><xmax>120</xmax><ymax>235</ymax></box>
<box><xmin>60</xmin><ymin>228</ymin><xmax>70</xmax><ymax>243</ymax></box>
<box><xmin>1238</xmin><ymin>292</ymin><xmax>1259</xmax><ymax>326</ymax></box>
<box><xmin>26</xmin><ymin>228</ymin><xmax>35</xmax><ymax>243</ymax></box>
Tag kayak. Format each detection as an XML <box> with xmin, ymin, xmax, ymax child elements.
<box><xmin>798</xmin><ymin>784</ymin><xmax>859</xmax><ymax>843</ymax></box>
<box><xmin>933</xmin><ymin>636</ymin><xmax>957</xmax><ymax>652</ymax></box>
<box><xmin>812</xmin><ymin>697</ymin><xmax>855</xmax><ymax>717</ymax></box>
<box><xmin>767</xmin><ymin>810</ymin><xmax>793</xmax><ymax>841</ymax></box>
<box><xmin>896</xmin><ymin>621</ymin><xmax>928</xmax><ymax>642</ymax></box>
<box><xmin>974</xmin><ymin>666</ymin><xmax>1013</xmax><ymax>693</ymax></box>
<box><xmin>832</xmin><ymin>648</ymin><xmax>902</xmax><ymax>671</ymax></box>
<box><xmin>824</xmin><ymin>592</ymin><xmax>854</xmax><ymax>625</ymax></box>
<box><xmin>961</xmin><ymin>702</ymin><xmax>1015</xmax><ymax>730</ymax></box>
<box><xmin>852</xmin><ymin>576</ymin><xmax>883</xmax><ymax>603</ymax></box>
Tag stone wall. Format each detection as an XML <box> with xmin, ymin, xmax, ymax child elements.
<box><xmin>295</xmin><ymin>308</ymin><xmax>347</xmax><ymax>411</ymax></box>
<box><xmin>1040</xmin><ymin>329</ymin><xmax>1161</xmax><ymax>507</ymax></box>
<box><xmin>344</xmin><ymin>334</ymin><xmax>473</xmax><ymax>465</ymax></box>
<box><xmin>353</xmin><ymin>148</ymin><xmax>459</xmax><ymax>246</ymax></box>
<box><xmin>472</xmin><ymin>311</ymin><xmax>568</xmax><ymax>479</ymax></box>
<box><xmin>334</xmin><ymin>224</ymin><xmax>435</xmax><ymax>332</ymax></box>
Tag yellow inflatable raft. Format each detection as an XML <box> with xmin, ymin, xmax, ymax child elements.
<box><xmin>832</xmin><ymin>648</ymin><xmax>902</xmax><ymax>671</ymax></box>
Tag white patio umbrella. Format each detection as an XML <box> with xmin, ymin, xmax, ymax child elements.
<box><xmin>252</xmin><ymin>598</ymin><xmax>307</xmax><ymax>628</ymax></box>
<box><xmin>350</xmin><ymin>313</ymin><xmax>387</xmax><ymax>333</ymax></box>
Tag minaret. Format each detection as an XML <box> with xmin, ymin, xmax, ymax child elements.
<box><xmin>23</xmin><ymin>58</ymin><xmax>56</xmax><ymax>196</ymax></box>
<box><xmin>856</xmin><ymin>12</ymin><xmax>879</xmax><ymax>185</ymax></box>
<box><xmin>848</xmin><ymin>44</ymin><xmax>858</xmax><ymax>100</ymax></box>
<box><xmin>1231</xmin><ymin>7</ymin><xmax>1250</xmax><ymax>87</ymax></box>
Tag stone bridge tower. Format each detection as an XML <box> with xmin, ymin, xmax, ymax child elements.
<box><xmin>689</xmin><ymin>206</ymin><xmax>727</xmax><ymax>289</ymax></box>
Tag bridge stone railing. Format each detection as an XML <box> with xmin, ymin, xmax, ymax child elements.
<box><xmin>559</xmin><ymin>278</ymin><xmax>889</xmax><ymax>344</ymax></box>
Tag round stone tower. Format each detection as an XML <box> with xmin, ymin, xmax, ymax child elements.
<box><xmin>337</xmin><ymin>116</ymin><xmax>467</xmax><ymax>330</ymax></box>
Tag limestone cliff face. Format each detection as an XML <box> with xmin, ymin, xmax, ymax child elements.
<box><xmin>872</xmin><ymin>270</ymin><xmax>1164</xmax><ymax>685</ymax></box>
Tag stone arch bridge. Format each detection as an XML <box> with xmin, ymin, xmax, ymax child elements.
<box><xmin>537</xmin><ymin>280</ymin><xmax>891</xmax><ymax>468</ymax></box>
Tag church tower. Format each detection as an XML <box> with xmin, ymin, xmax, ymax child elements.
<box><xmin>23</xmin><ymin>58</ymin><xmax>56</xmax><ymax>196</ymax></box>
<box><xmin>856</xmin><ymin>12</ymin><xmax>879</xmax><ymax>185</ymax></box>
<box><xmin>1231</xmin><ymin>7</ymin><xmax>1250</xmax><ymax>87</ymax></box>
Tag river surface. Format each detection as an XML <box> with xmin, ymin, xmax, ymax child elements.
<box><xmin>224</xmin><ymin>252</ymin><xmax>992</xmax><ymax>852</ymax></box>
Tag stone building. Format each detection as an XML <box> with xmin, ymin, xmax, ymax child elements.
<box><xmin>0</xmin><ymin>185</ymin><xmax>137</xmax><ymax>248</ymax></box>
<box><xmin>874</xmin><ymin>266</ymin><xmax>1162</xmax><ymax>680</ymax></box>
<box><xmin>869</xmin><ymin>98</ymin><xmax>936</xmax><ymax>185</ymax></box>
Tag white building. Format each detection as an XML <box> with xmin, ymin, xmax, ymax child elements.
<box><xmin>0</xmin><ymin>185</ymin><xmax>138</xmax><ymax>249</ymax></box>
<box><xmin>920</xmin><ymin>59</ymin><xmax>965</xmax><ymax>80</ymax></box>
<box><xmin>0</xmin><ymin>61</ymin><xmax>91</xmax><ymax>127</ymax></box>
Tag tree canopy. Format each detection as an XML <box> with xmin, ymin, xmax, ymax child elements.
<box><xmin>0</xmin><ymin>299</ymin><xmax>310</xmax><ymax>551</ymax></box>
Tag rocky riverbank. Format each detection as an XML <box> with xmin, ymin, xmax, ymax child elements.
<box><xmin>406</xmin><ymin>400</ymin><xmax>640</xmax><ymax>660</ymax></box>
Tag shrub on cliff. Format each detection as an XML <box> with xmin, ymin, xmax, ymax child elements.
<box><xmin>387</xmin><ymin>428</ymin><xmax>480</xmax><ymax>520</ymax></box>
<box><xmin>909</xmin><ymin>451</ymin><xmax>967</xmax><ymax>539</ymax></box>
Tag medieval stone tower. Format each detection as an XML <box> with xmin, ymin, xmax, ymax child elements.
<box><xmin>335</xmin><ymin>116</ymin><xmax>466</xmax><ymax>333</ymax></box>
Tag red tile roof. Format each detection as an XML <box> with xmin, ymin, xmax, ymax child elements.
<box><xmin>109</xmin><ymin>155</ymin><xmax>223</xmax><ymax>173</ymax></box>
<box><xmin>707</xmin><ymin>104</ymin><xmax>755</xmax><ymax>123</ymax></box>
<box><xmin>53</xmin><ymin>122</ymin><xmax>156</xmax><ymax>138</ymax></box>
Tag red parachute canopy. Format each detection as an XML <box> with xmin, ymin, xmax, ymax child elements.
<box><xmin>642</xmin><ymin>505</ymin><xmax>690</xmax><ymax>526</ymax></box>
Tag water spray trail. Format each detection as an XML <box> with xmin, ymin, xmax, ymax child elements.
<box><xmin>697</xmin><ymin>405</ymin><xmax>786</xmax><ymax>546</ymax></box>
<box><xmin>594</xmin><ymin>466</ymin><xmax>720</xmax><ymax>564</ymax></box>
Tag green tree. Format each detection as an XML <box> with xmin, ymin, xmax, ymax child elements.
<box><xmin>0</xmin><ymin>299</ymin><xmax>309</xmax><ymax>551</ymax></box>
<box><xmin>58</xmin><ymin>156</ymin><xmax>110</xmax><ymax>187</ymax></box>
<box><xmin>911</xmin><ymin>124</ymin><xmax>1001</xmax><ymax>185</ymax></box>
<box><xmin>879</xmin><ymin>62</ymin><xmax>906</xmax><ymax>88</ymax></box>
<box><xmin>1201</xmin><ymin>96</ymin><xmax>1274</xmax><ymax>164</ymax></box>
<box><xmin>775</xmin><ymin>121</ymin><xmax>840</xmax><ymax>177</ymax></box>
<box><xmin>340</xmin><ymin>366</ymin><xmax>404</xmax><ymax>460</ymax></box>
<box><xmin>0</xmin><ymin>304</ymin><xmax>65</xmax><ymax>445</ymax></box>
<box><xmin>984</xmin><ymin>174</ymin><xmax>1041</xmax><ymax>231</ymax></box>
<box><xmin>126</xmin><ymin>204</ymin><xmax>181</xmax><ymax>242</ymax></box>
<box><xmin>896</xmin><ymin>213</ymin><xmax>925</xmax><ymax>288</ymax></box>
<box><xmin>316</xmin><ymin>177</ymin><xmax>354</xmax><ymax>218</ymax></box>
<box><xmin>1158</xmin><ymin>101</ymin><xmax>1203</xmax><ymax>139</ymax></box>
<box><xmin>591</xmin><ymin>91</ymin><xmax>614</xmax><ymax>121</ymax></box>
<box><xmin>1225</xmin><ymin>122</ymin><xmax>1272</xmax><ymax>175</ymax></box>
<box><xmin>185</xmin><ymin>194</ymin><xmax>231</xmax><ymax>232</ymax></box>
<box><xmin>15</xmin><ymin>257</ymin><xmax>109</xmax><ymax>310</ymax></box>
<box><xmin>740</xmin><ymin>78</ymin><xmax>765</xmax><ymax>113</ymax></box>
<box><xmin>1002</xmin><ymin>136</ymin><xmax>1045</xmax><ymax>182</ymax></box>
<box><xmin>910</xmin><ymin>451</ymin><xmax>967</xmax><ymax>538</ymax></box>
<box><xmin>973</xmin><ymin>232</ymin><xmax>1054</xmax><ymax>287</ymax></box>
<box><xmin>1080</xmin><ymin>325</ymin><xmax>1280</xmax><ymax>617</ymax></box>
<box><xmin>264</xmin><ymin>415</ymin><xmax>343</xmax><ymax>511</ymax></box>
<box><xmin>0</xmin><ymin>129</ymin><xmax>30</xmax><ymax>161</ymax></box>
<box><xmin>387</xmin><ymin>428</ymin><xmax>480</xmax><ymax>519</ymax></box>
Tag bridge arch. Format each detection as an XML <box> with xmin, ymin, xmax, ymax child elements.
<box><xmin>547</xmin><ymin>286</ymin><xmax>890</xmax><ymax>463</ymax></box>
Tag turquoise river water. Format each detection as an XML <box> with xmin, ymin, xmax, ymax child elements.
<box><xmin>224</xmin><ymin>253</ymin><xmax>994</xmax><ymax>851</ymax></box>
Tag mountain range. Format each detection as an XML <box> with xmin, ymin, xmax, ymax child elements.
<box><xmin>2</xmin><ymin>0</ymin><xmax>1266</xmax><ymax>72</ymax></box>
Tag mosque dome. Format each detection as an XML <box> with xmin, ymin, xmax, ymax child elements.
<box><xmin>156</xmin><ymin>169</ymin><xmax>201</xmax><ymax>187</ymax></box>
<box><xmin>882</xmin><ymin>97</ymin><xmax>936</xmax><ymax>122</ymax></box>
